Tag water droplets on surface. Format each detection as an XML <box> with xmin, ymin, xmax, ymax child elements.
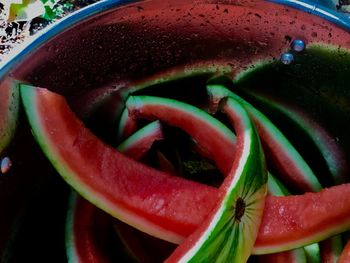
<box><xmin>291</xmin><ymin>39</ymin><xmax>306</xmax><ymax>52</ymax></box>
<box><xmin>1</xmin><ymin>157</ymin><xmax>12</xmax><ymax>174</ymax></box>
<box><xmin>280</xmin><ymin>52</ymin><xmax>294</xmax><ymax>65</ymax></box>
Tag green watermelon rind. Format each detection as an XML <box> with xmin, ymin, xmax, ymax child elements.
<box><xmin>117</xmin><ymin>120</ymin><xmax>163</xmax><ymax>154</ymax></box>
<box><xmin>65</xmin><ymin>192</ymin><xmax>79</xmax><ymax>263</ymax></box>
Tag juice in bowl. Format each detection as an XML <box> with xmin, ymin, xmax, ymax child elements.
<box><xmin>1</xmin><ymin>0</ymin><xmax>350</xmax><ymax>262</ymax></box>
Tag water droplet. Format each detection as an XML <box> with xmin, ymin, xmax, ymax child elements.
<box><xmin>280</xmin><ymin>53</ymin><xmax>294</xmax><ymax>65</ymax></box>
<box><xmin>1</xmin><ymin>157</ymin><xmax>12</xmax><ymax>174</ymax></box>
<box><xmin>291</xmin><ymin>39</ymin><xmax>305</xmax><ymax>52</ymax></box>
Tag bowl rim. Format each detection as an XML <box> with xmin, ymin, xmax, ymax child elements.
<box><xmin>0</xmin><ymin>0</ymin><xmax>349</xmax><ymax>81</ymax></box>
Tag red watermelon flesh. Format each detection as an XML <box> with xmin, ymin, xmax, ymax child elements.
<box><xmin>21</xmin><ymin>85</ymin><xmax>350</xmax><ymax>254</ymax></box>
<box><xmin>254</xmin><ymin>185</ymin><xmax>350</xmax><ymax>254</ymax></box>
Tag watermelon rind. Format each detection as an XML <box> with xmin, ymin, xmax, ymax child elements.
<box><xmin>116</xmin><ymin>120</ymin><xmax>163</xmax><ymax>159</ymax></box>
<box><xmin>65</xmin><ymin>192</ymin><xmax>79</xmax><ymax>263</ymax></box>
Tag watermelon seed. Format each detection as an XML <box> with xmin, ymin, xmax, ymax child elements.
<box><xmin>1</xmin><ymin>157</ymin><xmax>12</xmax><ymax>174</ymax></box>
<box><xmin>234</xmin><ymin>197</ymin><xmax>246</xmax><ymax>222</ymax></box>
<box><xmin>280</xmin><ymin>52</ymin><xmax>294</xmax><ymax>65</ymax></box>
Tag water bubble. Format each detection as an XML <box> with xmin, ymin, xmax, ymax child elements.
<box><xmin>1</xmin><ymin>157</ymin><xmax>12</xmax><ymax>174</ymax></box>
<box><xmin>280</xmin><ymin>53</ymin><xmax>294</xmax><ymax>65</ymax></box>
<box><xmin>291</xmin><ymin>39</ymin><xmax>305</xmax><ymax>52</ymax></box>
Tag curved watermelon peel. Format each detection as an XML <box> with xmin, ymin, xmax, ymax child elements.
<box><xmin>116</xmin><ymin>120</ymin><xmax>163</xmax><ymax>160</ymax></box>
<box><xmin>21</xmin><ymin>85</ymin><xmax>350</xmax><ymax>254</ymax></box>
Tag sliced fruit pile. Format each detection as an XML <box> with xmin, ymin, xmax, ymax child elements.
<box><xmin>17</xmin><ymin>65</ymin><xmax>350</xmax><ymax>262</ymax></box>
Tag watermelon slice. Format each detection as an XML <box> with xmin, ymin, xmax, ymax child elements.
<box><xmin>206</xmin><ymin>82</ymin><xmax>322</xmax><ymax>192</ymax></box>
<box><xmin>116</xmin><ymin>120</ymin><xmax>163</xmax><ymax>160</ymax></box>
<box><xmin>21</xmin><ymin>84</ymin><xmax>219</xmax><ymax>244</ymax></box>
<box><xmin>0</xmin><ymin>79</ymin><xmax>19</xmax><ymax>155</ymax></box>
<box><xmin>21</xmin><ymin>85</ymin><xmax>350</xmax><ymax>254</ymax></box>
<box><xmin>165</xmin><ymin>96</ymin><xmax>267</xmax><ymax>262</ymax></box>
<box><xmin>117</xmin><ymin>107</ymin><xmax>138</xmax><ymax>143</ymax></box>
<box><xmin>125</xmin><ymin>95</ymin><xmax>236</xmax><ymax>175</ymax></box>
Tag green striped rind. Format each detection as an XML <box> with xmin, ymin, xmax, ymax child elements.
<box><xmin>0</xmin><ymin>79</ymin><xmax>19</xmax><ymax>154</ymax></box>
<box><xmin>117</xmin><ymin>120</ymin><xmax>162</xmax><ymax>153</ymax></box>
<box><xmin>65</xmin><ymin>192</ymin><xmax>79</xmax><ymax>263</ymax></box>
<box><xmin>168</xmin><ymin>97</ymin><xmax>267</xmax><ymax>262</ymax></box>
<box><xmin>206</xmin><ymin>83</ymin><xmax>322</xmax><ymax>192</ymax></box>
